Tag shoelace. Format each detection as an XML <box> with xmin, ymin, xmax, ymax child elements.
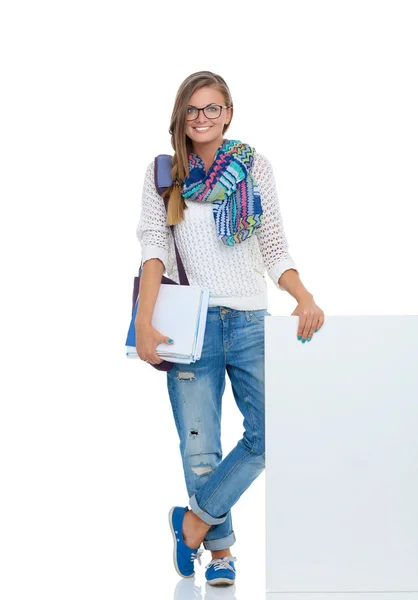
<box><xmin>190</xmin><ymin>548</ymin><xmax>204</xmax><ymax>565</ymax></box>
<box><xmin>205</xmin><ymin>556</ymin><xmax>237</xmax><ymax>571</ymax></box>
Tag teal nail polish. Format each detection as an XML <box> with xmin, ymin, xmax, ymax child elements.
<box><xmin>307</xmin><ymin>337</ymin><xmax>311</xmax><ymax>341</ymax></box>
<box><xmin>168</xmin><ymin>338</ymin><xmax>173</xmax><ymax>343</ymax></box>
<box><xmin>315</xmin><ymin>329</ymin><xmax>318</xmax><ymax>332</ymax></box>
<box><xmin>302</xmin><ymin>339</ymin><xmax>306</xmax><ymax>343</ymax></box>
<box><xmin>298</xmin><ymin>335</ymin><xmax>302</xmax><ymax>340</ymax></box>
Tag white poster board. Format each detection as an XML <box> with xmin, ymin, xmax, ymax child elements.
<box><xmin>265</xmin><ymin>316</ymin><xmax>418</xmax><ymax>596</ymax></box>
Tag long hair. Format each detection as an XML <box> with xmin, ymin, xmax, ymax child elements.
<box><xmin>162</xmin><ymin>71</ymin><xmax>234</xmax><ymax>225</ymax></box>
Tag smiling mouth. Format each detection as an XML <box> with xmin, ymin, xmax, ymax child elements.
<box><xmin>194</xmin><ymin>127</ymin><xmax>211</xmax><ymax>132</ymax></box>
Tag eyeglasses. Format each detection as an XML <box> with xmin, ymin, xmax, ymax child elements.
<box><xmin>186</xmin><ymin>103</ymin><xmax>229</xmax><ymax>121</ymax></box>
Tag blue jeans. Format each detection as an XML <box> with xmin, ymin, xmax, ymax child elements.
<box><xmin>166</xmin><ymin>306</ymin><xmax>270</xmax><ymax>551</ymax></box>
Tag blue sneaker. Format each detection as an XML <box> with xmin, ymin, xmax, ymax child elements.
<box><xmin>169</xmin><ymin>506</ymin><xmax>204</xmax><ymax>578</ymax></box>
<box><xmin>205</xmin><ymin>555</ymin><xmax>237</xmax><ymax>586</ymax></box>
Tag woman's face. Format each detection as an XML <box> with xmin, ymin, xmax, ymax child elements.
<box><xmin>185</xmin><ymin>86</ymin><xmax>231</xmax><ymax>148</ymax></box>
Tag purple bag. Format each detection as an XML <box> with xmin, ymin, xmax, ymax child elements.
<box><xmin>132</xmin><ymin>154</ymin><xmax>190</xmax><ymax>372</ymax></box>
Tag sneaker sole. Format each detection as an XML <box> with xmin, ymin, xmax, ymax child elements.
<box><xmin>207</xmin><ymin>577</ymin><xmax>235</xmax><ymax>586</ymax></box>
<box><xmin>168</xmin><ymin>506</ymin><xmax>194</xmax><ymax>579</ymax></box>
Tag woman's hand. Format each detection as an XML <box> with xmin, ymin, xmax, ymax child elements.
<box><xmin>291</xmin><ymin>294</ymin><xmax>325</xmax><ymax>342</ymax></box>
<box><xmin>135</xmin><ymin>322</ymin><xmax>173</xmax><ymax>364</ymax></box>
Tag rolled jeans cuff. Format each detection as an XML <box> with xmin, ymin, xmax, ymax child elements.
<box><xmin>189</xmin><ymin>494</ymin><xmax>228</xmax><ymax>525</ymax></box>
<box><xmin>203</xmin><ymin>531</ymin><xmax>236</xmax><ymax>551</ymax></box>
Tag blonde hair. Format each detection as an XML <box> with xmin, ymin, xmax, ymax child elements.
<box><xmin>163</xmin><ymin>71</ymin><xmax>234</xmax><ymax>225</ymax></box>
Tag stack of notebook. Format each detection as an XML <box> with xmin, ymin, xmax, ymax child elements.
<box><xmin>125</xmin><ymin>284</ymin><xmax>210</xmax><ymax>364</ymax></box>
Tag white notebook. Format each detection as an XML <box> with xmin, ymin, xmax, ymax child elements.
<box><xmin>125</xmin><ymin>284</ymin><xmax>210</xmax><ymax>363</ymax></box>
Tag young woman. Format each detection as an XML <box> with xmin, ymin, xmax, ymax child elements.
<box><xmin>135</xmin><ymin>71</ymin><xmax>325</xmax><ymax>586</ymax></box>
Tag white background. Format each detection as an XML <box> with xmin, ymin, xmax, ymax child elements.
<box><xmin>1</xmin><ymin>1</ymin><xmax>417</xmax><ymax>599</ymax></box>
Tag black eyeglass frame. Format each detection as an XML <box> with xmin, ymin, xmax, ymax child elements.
<box><xmin>186</xmin><ymin>103</ymin><xmax>230</xmax><ymax>121</ymax></box>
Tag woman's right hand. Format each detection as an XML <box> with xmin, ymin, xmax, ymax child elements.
<box><xmin>135</xmin><ymin>322</ymin><xmax>173</xmax><ymax>365</ymax></box>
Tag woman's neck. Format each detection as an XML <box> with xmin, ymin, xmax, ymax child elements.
<box><xmin>191</xmin><ymin>137</ymin><xmax>224</xmax><ymax>172</ymax></box>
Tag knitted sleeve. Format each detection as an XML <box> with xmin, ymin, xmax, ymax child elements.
<box><xmin>136</xmin><ymin>160</ymin><xmax>170</xmax><ymax>270</ymax></box>
<box><xmin>253</xmin><ymin>153</ymin><xmax>299</xmax><ymax>291</ymax></box>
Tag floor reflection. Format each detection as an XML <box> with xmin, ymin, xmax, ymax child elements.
<box><xmin>173</xmin><ymin>577</ymin><xmax>237</xmax><ymax>600</ymax></box>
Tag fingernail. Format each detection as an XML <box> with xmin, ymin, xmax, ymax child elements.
<box><xmin>302</xmin><ymin>339</ymin><xmax>306</xmax><ymax>343</ymax></box>
<box><xmin>168</xmin><ymin>339</ymin><xmax>173</xmax><ymax>343</ymax></box>
<box><xmin>307</xmin><ymin>337</ymin><xmax>311</xmax><ymax>341</ymax></box>
<box><xmin>298</xmin><ymin>335</ymin><xmax>302</xmax><ymax>340</ymax></box>
<box><xmin>315</xmin><ymin>329</ymin><xmax>318</xmax><ymax>332</ymax></box>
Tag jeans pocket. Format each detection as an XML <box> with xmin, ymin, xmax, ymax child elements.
<box><xmin>251</xmin><ymin>309</ymin><xmax>269</xmax><ymax>322</ymax></box>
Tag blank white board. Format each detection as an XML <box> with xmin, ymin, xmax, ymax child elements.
<box><xmin>265</xmin><ymin>315</ymin><xmax>418</xmax><ymax>594</ymax></box>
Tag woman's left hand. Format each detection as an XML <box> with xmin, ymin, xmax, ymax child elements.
<box><xmin>291</xmin><ymin>294</ymin><xmax>325</xmax><ymax>342</ymax></box>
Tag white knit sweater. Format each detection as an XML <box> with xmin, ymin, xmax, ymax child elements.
<box><xmin>136</xmin><ymin>152</ymin><xmax>299</xmax><ymax>310</ymax></box>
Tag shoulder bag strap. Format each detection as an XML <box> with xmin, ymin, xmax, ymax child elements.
<box><xmin>153</xmin><ymin>154</ymin><xmax>189</xmax><ymax>286</ymax></box>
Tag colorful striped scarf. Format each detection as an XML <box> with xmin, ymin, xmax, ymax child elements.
<box><xmin>181</xmin><ymin>139</ymin><xmax>263</xmax><ymax>246</ymax></box>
